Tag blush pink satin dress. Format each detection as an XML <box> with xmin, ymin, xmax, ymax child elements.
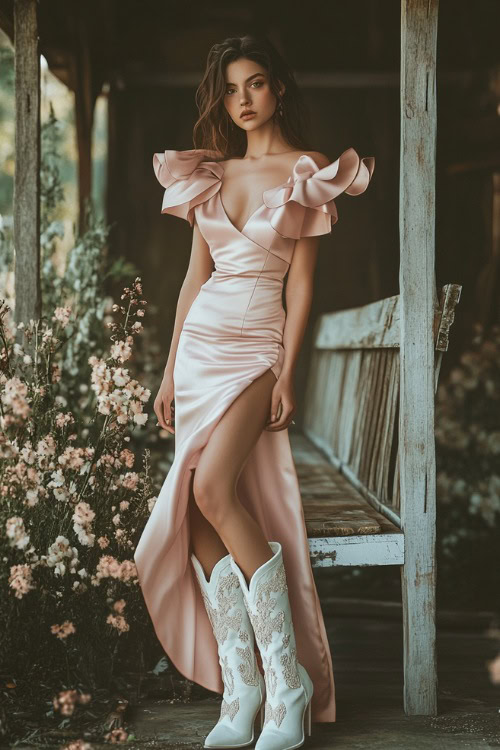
<box><xmin>134</xmin><ymin>147</ymin><xmax>375</xmax><ymax>723</ymax></box>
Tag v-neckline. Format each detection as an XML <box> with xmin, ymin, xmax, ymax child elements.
<box><xmin>217</xmin><ymin>191</ymin><xmax>264</xmax><ymax>235</ymax></box>
<box><xmin>215</xmin><ymin>155</ymin><xmax>306</xmax><ymax>236</ymax></box>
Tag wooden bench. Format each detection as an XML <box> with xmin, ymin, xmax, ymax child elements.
<box><xmin>290</xmin><ymin>282</ymin><xmax>461</xmax><ymax>706</ymax></box>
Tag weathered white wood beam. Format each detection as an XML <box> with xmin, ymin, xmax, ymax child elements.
<box><xmin>13</xmin><ymin>0</ymin><xmax>41</xmax><ymax>332</ymax></box>
<box><xmin>309</xmin><ymin>534</ymin><xmax>404</xmax><ymax>567</ymax></box>
<box><xmin>399</xmin><ymin>0</ymin><xmax>439</xmax><ymax>717</ymax></box>
<box><xmin>313</xmin><ymin>283</ymin><xmax>460</xmax><ymax>351</ymax></box>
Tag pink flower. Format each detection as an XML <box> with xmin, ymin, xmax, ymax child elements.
<box><xmin>55</xmin><ymin>412</ymin><xmax>75</xmax><ymax>429</ymax></box>
<box><xmin>73</xmin><ymin>501</ymin><xmax>95</xmax><ymax>525</ymax></box>
<box><xmin>110</xmin><ymin>340</ymin><xmax>132</xmax><ymax>363</ymax></box>
<box><xmin>52</xmin><ymin>306</ymin><xmax>71</xmax><ymax>327</ymax></box>
<box><xmin>104</xmin><ymin>727</ymin><xmax>129</xmax><ymax>743</ymax></box>
<box><xmin>119</xmin><ymin>448</ymin><xmax>135</xmax><ymax>468</ymax></box>
<box><xmin>53</xmin><ymin>689</ymin><xmax>91</xmax><ymax>717</ymax></box>
<box><xmin>1</xmin><ymin>376</ymin><xmax>31</xmax><ymax>418</ymax></box>
<box><xmin>51</xmin><ymin>620</ymin><xmax>76</xmax><ymax>640</ymax></box>
<box><xmin>121</xmin><ymin>472</ymin><xmax>138</xmax><ymax>491</ymax></box>
<box><xmin>92</xmin><ymin>556</ymin><xmax>138</xmax><ymax>585</ymax></box>
<box><xmin>106</xmin><ymin>613</ymin><xmax>130</xmax><ymax>634</ymax></box>
<box><xmin>8</xmin><ymin>564</ymin><xmax>35</xmax><ymax>598</ymax></box>
<box><xmin>61</xmin><ymin>740</ymin><xmax>92</xmax><ymax>750</ymax></box>
<box><xmin>53</xmin><ymin>689</ymin><xmax>78</xmax><ymax>716</ymax></box>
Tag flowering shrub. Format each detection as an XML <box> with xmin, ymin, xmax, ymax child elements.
<box><xmin>0</xmin><ymin>108</ymin><xmax>179</xmax><ymax>744</ymax></box>
<box><xmin>435</xmin><ymin>323</ymin><xmax>500</xmax><ymax>609</ymax></box>
<box><xmin>0</xmin><ymin>282</ymin><xmax>161</xmax><ymax>738</ymax></box>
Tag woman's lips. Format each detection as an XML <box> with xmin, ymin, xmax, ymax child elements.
<box><xmin>241</xmin><ymin>112</ymin><xmax>256</xmax><ymax>120</ymax></box>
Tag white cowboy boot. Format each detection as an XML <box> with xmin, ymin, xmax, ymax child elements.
<box><xmin>230</xmin><ymin>542</ymin><xmax>314</xmax><ymax>750</ymax></box>
<box><xmin>191</xmin><ymin>552</ymin><xmax>266</xmax><ymax>748</ymax></box>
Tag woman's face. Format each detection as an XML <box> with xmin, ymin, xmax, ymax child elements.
<box><xmin>223</xmin><ymin>57</ymin><xmax>282</xmax><ymax>130</ymax></box>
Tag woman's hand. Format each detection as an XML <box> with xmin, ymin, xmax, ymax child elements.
<box><xmin>154</xmin><ymin>370</ymin><xmax>175</xmax><ymax>434</ymax></box>
<box><xmin>265</xmin><ymin>373</ymin><xmax>296</xmax><ymax>432</ymax></box>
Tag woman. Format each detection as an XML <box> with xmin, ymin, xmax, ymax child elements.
<box><xmin>134</xmin><ymin>34</ymin><xmax>374</xmax><ymax>750</ymax></box>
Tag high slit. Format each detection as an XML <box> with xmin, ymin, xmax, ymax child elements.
<box><xmin>134</xmin><ymin>146</ymin><xmax>375</xmax><ymax>723</ymax></box>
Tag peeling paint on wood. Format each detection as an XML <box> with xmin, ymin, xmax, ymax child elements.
<box><xmin>399</xmin><ymin>0</ymin><xmax>439</xmax><ymax>716</ymax></box>
<box><xmin>13</xmin><ymin>0</ymin><xmax>41</xmax><ymax>333</ymax></box>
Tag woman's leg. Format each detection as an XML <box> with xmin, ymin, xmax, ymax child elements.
<box><xmin>188</xmin><ymin>470</ymin><xmax>229</xmax><ymax>576</ymax></box>
<box><xmin>190</xmin><ymin>367</ymin><xmax>278</xmax><ymax>585</ymax></box>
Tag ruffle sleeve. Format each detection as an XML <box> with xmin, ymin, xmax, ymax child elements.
<box><xmin>152</xmin><ymin>148</ymin><xmax>224</xmax><ymax>227</ymax></box>
<box><xmin>261</xmin><ymin>147</ymin><xmax>375</xmax><ymax>240</ymax></box>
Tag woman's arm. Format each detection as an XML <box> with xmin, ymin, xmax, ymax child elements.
<box><xmin>265</xmin><ymin>234</ymin><xmax>320</xmax><ymax>431</ymax></box>
<box><xmin>281</xmin><ymin>235</ymin><xmax>319</xmax><ymax>379</ymax></box>
<box><xmin>163</xmin><ymin>220</ymin><xmax>214</xmax><ymax>377</ymax></box>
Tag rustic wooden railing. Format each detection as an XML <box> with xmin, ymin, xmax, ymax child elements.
<box><xmin>290</xmin><ymin>281</ymin><xmax>461</xmax><ymax>718</ymax></box>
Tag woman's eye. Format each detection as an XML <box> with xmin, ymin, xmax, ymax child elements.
<box><xmin>226</xmin><ymin>81</ymin><xmax>263</xmax><ymax>95</ymax></box>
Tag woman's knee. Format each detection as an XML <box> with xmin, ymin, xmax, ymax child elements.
<box><xmin>192</xmin><ymin>468</ymin><xmax>235</xmax><ymax>527</ymax></box>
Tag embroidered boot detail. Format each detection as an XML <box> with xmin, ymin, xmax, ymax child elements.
<box><xmin>220</xmin><ymin>697</ymin><xmax>240</xmax><ymax>722</ymax></box>
<box><xmin>201</xmin><ymin>571</ymin><xmax>243</xmax><ymax>645</ymax></box>
<box><xmin>280</xmin><ymin>646</ymin><xmax>301</xmax><ymax>689</ymax></box>
<box><xmin>220</xmin><ymin>655</ymin><xmax>235</xmax><ymax>695</ymax></box>
<box><xmin>262</xmin><ymin>654</ymin><xmax>278</xmax><ymax>697</ymax></box>
<box><xmin>263</xmin><ymin>699</ymin><xmax>287</xmax><ymax>728</ymax></box>
<box><xmin>236</xmin><ymin>645</ymin><xmax>259</xmax><ymax>686</ymax></box>
<box><xmin>243</xmin><ymin>562</ymin><xmax>287</xmax><ymax>650</ymax></box>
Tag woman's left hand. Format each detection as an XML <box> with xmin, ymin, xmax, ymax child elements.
<box><xmin>265</xmin><ymin>374</ymin><xmax>296</xmax><ymax>432</ymax></box>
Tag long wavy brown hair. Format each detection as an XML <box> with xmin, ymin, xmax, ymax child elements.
<box><xmin>193</xmin><ymin>35</ymin><xmax>312</xmax><ymax>159</ymax></box>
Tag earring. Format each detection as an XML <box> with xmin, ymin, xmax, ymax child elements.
<box><xmin>278</xmin><ymin>101</ymin><xmax>284</xmax><ymax>117</ymax></box>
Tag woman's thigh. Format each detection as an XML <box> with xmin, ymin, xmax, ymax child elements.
<box><xmin>192</xmin><ymin>367</ymin><xmax>277</xmax><ymax>518</ymax></box>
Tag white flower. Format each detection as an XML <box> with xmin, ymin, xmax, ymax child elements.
<box><xmin>26</xmin><ymin>489</ymin><xmax>39</xmax><ymax>507</ymax></box>
<box><xmin>48</xmin><ymin>469</ymin><xmax>65</xmax><ymax>488</ymax></box>
<box><xmin>5</xmin><ymin>517</ymin><xmax>30</xmax><ymax>550</ymax></box>
<box><xmin>45</xmin><ymin>536</ymin><xmax>79</xmax><ymax>577</ymax></box>
<box><xmin>147</xmin><ymin>496</ymin><xmax>157</xmax><ymax>512</ymax></box>
<box><xmin>113</xmin><ymin>368</ymin><xmax>130</xmax><ymax>387</ymax></box>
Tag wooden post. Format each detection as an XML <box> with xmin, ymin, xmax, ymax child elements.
<box><xmin>13</xmin><ymin>0</ymin><xmax>41</xmax><ymax>331</ymax></box>
<box><xmin>69</xmin><ymin>6</ymin><xmax>96</xmax><ymax>235</ymax></box>
<box><xmin>399</xmin><ymin>0</ymin><xmax>439</xmax><ymax>715</ymax></box>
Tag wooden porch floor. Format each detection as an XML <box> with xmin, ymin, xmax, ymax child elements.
<box><xmin>126</xmin><ymin>600</ymin><xmax>500</xmax><ymax>749</ymax></box>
